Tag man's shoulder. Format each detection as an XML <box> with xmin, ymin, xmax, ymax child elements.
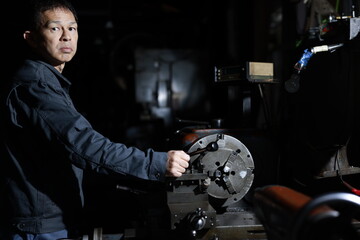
<box><xmin>14</xmin><ymin>59</ymin><xmax>45</xmax><ymax>78</ymax></box>
<box><xmin>13</xmin><ymin>60</ymin><xmax>58</xmax><ymax>84</ymax></box>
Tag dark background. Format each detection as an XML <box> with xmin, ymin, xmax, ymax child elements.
<box><xmin>3</xmin><ymin>0</ymin><xmax>360</xmax><ymax>235</ymax></box>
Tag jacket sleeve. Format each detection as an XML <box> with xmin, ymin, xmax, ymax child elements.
<box><xmin>8</xmin><ymin>70</ymin><xmax>168</xmax><ymax>182</ymax></box>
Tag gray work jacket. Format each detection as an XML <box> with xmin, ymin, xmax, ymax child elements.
<box><xmin>0</xmin><ymin>59</ymin><xmax>167</xmax><ymax>234</ymax></box>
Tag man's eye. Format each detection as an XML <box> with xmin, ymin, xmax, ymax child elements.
<box><xmin>69</xmin><ymin>27</ymin><xmax>77</xmax><ymax>31</ymax></box>
<box><xmin>51</xmin><ymin>27</ymin><xmax>59</xmax><ymax>31</ymax></box>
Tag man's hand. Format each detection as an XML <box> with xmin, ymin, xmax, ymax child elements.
<box><xmin>166</xmin><ymin>150</ymin><xmax>190</xmax><ymax>177</ymax></box>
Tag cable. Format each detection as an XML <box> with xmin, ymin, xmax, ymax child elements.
<box><xmin>335</xmin><ymin>147</ymin><xmax>360</xmax><ymax>196</ymax></box>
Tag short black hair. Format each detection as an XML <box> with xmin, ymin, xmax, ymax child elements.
<box><xmin>24</xmin><ymin>0</ymin><xmax>78</xmax><ymax>31</ymax></box>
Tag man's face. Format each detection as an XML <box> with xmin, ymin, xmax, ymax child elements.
<box><xmin>26</xmin><ymin>8</ymin><xmax>78</xmax><ymax>67</ymax></box>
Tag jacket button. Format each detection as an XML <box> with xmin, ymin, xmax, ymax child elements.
<box><xmin>155</xmin><ymin>173</ymin><xmax>160</xmax><ymax>179</ymax></box>
<box><xmin>17</xmin><ymin>223</ymin><xmax>25</xmax><ymax>229</ymax></box>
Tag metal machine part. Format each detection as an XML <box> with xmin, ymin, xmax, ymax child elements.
<box><xmin>254</xmin><ymin>185</ymin><xmax>360</xmax><ymax>240</ymax></box>
<box><xmin>167</xmin><ymin>172</ymin><xmax>217</xmax><ymax>234</ymax></box>
<box><xmin>166</xmin><ymin>133</ymin><xmax>256</xmax><ymax>239</ymax></box>
<box><xmin>187</xmin><ymin>133</ymin><xmax>255</xmax><ymax>207</ymax></box>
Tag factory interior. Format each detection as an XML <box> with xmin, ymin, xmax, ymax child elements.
<box><xmin>4</xmin><ymin>0</ymin><xmax>360</xmax><ymax>239</ymax></box>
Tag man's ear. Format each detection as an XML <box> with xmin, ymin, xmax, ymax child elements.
<box><xmin>23</xmin><ymin>31</ymin><xmax>37</xmax><ymax>48</ymax></box>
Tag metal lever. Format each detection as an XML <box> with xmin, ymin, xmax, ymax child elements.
<box><xmin>188</xmin><ymin>141</ymin><xmax>219</xmax><ymax>156</ymax></box>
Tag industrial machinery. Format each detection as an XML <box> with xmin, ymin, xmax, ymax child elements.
<box><xmin>165</xmin><ymin>132</ymin><xmax>266</xmax><ymax>240</ymax></box>
<box><xmin>82</xmin><ymin>131</ymin><xmax>268</xmax><ymax>240</ymax></box>
<box><xmin>253</xmin><ymin>185</ymin><xmax>360</xmax><ymax>240</ymax></box>
<box><xmin>80</xmin><ymin>59</ymin><xmax>278</xmax><ymax>240</ymax></box>
<box><xmin>159</xmin><ymin>60</ymin><xmax>277</xmax><ymax>240</ymax></box>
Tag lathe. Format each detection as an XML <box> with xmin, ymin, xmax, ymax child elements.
<box><xmin>164</xmin><ymin>132</ymin><xmax>265</xmax><ymax>240</ymax></box>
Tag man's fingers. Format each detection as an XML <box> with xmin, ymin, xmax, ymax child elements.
<box><xmin>169</xmin><ymin>150</ymin><xmax>190</xmax><ymax>160</ymax></box>
<box><xmin>166</xmin><ymin>150</ymin><xmax>191</xmax><ymax>177</ymax></box>
<box><xmin>168</xmin><ymin>159</ymin><xmax>186</xmax><ymax>172</ymax></box>
<box><xmin>179</xmin><ymin>158</ymin><xmax>189</xmax><ymax>169</ymax></box>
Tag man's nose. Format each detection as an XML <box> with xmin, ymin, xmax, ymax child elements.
<box><xmin>61</xmin><ymin>30</ymin><xmax>71</xmax><ymax>41</ymax></box>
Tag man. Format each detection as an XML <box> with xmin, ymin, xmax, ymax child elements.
<box><xmin>0</xmin><ymin>0</ymin><xmax>190</xmax><ymax>239</ymax></box>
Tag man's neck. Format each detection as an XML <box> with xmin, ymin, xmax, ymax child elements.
<box><xmin>55</xmin><ymin>63</ymin><xmax>65</xmax><ymax>73</ymax></box>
